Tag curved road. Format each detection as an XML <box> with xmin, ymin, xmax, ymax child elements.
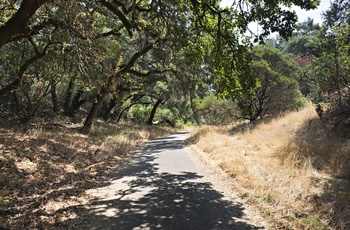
<box><xmin>62</xmin><ymin>132</ymin><xmax>265</xmax><ymax>229</ymax></box>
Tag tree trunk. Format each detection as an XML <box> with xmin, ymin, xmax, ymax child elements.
<box><xmin>83</xmin><ymin>87</ymin><xmax>108</xmax><ymax>132</ymax></box>
<box><xmin>83</xmin><ymin>75</ymin><xmax>117</xmax><ymax>132</ymax></box>
<box><xmin>0</xmin><ymin>0</ymin><xmax>48</xmax><ymax>48</ymax></box>
<box><xmin>82</xmin><ymin>42</ymin><xmax>155</xmax><ymax>132</ymax></box>
<box><xmin>50</xmin><ymin>79</ymin><xmax>60</xmax><ymax>113</ymax></box>
<box><xmin>69</xmin><ymin>88</ymin><xmax>84</xmax><ymax>115</ymax></box>
<box><xmin>12</xmin><ymin>91</ymin><xmax>24</xmax><ymax>113</ymax></box>
<box><xmin>63</xmin><ymin>78</ymin><xmax>75</xmax><ymax>116</ymax></box>
<box><xmin>116</xmin><ymin>107</ymin><xmax>127</xmax><ymax>123</ymax></box>
<box><xmin>116</xmin><ymin>103</ymin><xmax>137</xmax><ymax>123</ymax></box>
<box><xmin>190</xmin><ymin>90</ymin><xmax>201</xmax><ymax>125</ymax></box>
<box><xmin>102</xmin><ymin>97</ymin><xmax>118</xmax><ymax>121</ymax></box>
<box><xmin>0</xmin><ymin>47</ymin><xmax>46</xmax><ymax>99</ymax></box>
<box><xmin>147</xmin><ymin>99</ymin><xmax>162</xmax><ymax>125</ymax></box>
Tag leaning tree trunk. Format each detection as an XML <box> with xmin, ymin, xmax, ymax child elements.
<box><xmin>0</xmin><ymin>0</ymin><xmax>48</xmax><ymax>48</ymax></box>
<box><xmin>116</xmin><ymin>102</ymin><xmax>137</xmax><ymax>123</ymax></box>
<box><xmin>147</xmin><ymin>99</ymin><xmax>162</xmax><ymax>125</ymax></box>
<box><xmin>83</xmin><ymin>42</ymin><xmax>155</xmax><ymax>132</ymax></box>
<box><xmin>83</xmin><ymin>75</ymin><xmax>118</xmax><ymax>132</ymax></box>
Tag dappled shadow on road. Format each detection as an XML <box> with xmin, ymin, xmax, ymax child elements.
<box><xmin>52</xmin><ymin>133</ymin><xmax>263</xmax><ymax>229</ymax></box>
<box><xmin>142</xmin><ymin>136</ymin><xmax>187</xmax><ymax>153</ymax></box>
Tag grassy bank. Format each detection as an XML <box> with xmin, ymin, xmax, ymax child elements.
<box><xmin>188</xmin><ymin>104</ymin><xmax>350</xmax><ymax>229</ymax></box>
<box><xmin>0</xmin><ymin>119</ymin><xmax>175</xmax><ymax>229</ymax></box>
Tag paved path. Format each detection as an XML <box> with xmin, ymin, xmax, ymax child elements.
<box><xmin>64</xmin><ymin>132</ymin><xmax>265</xmax><ymax>229</ymax></box>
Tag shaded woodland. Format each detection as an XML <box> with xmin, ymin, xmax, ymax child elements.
<box><xmin>1</xmin><ymin>0</ymin><xmax>350</xmax><ymax>229</ymax></box>
<box><xmin>0</xmin><ymin>0</ymin><xmax>321</xmax><ymax>130</ymax></box>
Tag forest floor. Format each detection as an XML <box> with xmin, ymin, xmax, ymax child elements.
<box><xmin>0</xmin><ymin>117</ymin><xmax>174</xmax><ymax>229</ymax></box>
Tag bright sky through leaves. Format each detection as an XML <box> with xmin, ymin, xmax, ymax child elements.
<box><xmin>220</xmin><ymin>0</ymin><xmax>331</xmax><ymax>24</ymax></box>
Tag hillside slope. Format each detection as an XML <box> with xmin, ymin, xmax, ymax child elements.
<box><xmin>189</xmin><ymin>104</ymin><xmax>350</xmax><ymax>229</ymax></box>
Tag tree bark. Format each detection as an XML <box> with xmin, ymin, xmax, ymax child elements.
<box><xmin>100</xmin><ymin>97</ymin><xmax>118</xmax><ymax>121</ymax></box>
<box><xmin>147</xmin><ymin>99</ymin><xmax>162</xmax><ymax>125</ymax></box>
<box><xmin>0</xmin><ymin>49</ymin><xmax>46</xmax><ymax>98</ymax></box>
<box><xmin>63</xmin><ymin>78</ymin><xmax>75</xmax><ymax>115</ymax></box>
<box><xmin>12</xmin><ymin>91</ymin><xmax>24</xmax><ymax>113</ymax></box>
<box><xmin>70</xmin><ymin>88</ymin><xmax>85</xmax><ymax>115</ymax></box>
<box><xmin>116</xmin><ymin>103</ymin><xmax>133</xmax><ymax>123</ymax></box>
<box><xmin>50</xmin><ymin>79</ymin><xmax>60</xmax><ymax>113</ymax></box>
<box><xmin>83</xmin><ymin>80</ymin><xmax>114</xmax><ymax>132</ymax></box>
<box><xmin>82</xmin><ymin>42</ymin><xmax>156</xmax><ymax>132</ymax></box>
<box><xmin>0</xmin><ymin>0</ymin><xmax>48</xmax><ymax>48</ymax></box>
<box><xmin>190</xmin><ymin>89</ymin><xmax>201</xmax><ymax>125</ymax></box>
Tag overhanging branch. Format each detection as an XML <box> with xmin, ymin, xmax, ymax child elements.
<box><xmin>127</xmin><ymin>68</ymin><xmax>174</xmax><ymax>77</ymax></box>
<box><xmin>100</xmin><ymin>0</ymin><xmax>133</xmax><ymax>37</ymax></box>
<box><xmin>0</xmin><ymin>0</ymin><xmax>48</xmax><ymax>48</ymax></box>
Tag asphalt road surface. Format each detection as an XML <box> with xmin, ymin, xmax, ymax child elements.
<box><xmin>65</xmin><ymin>132</ymin><xmax>265</xmax><ymax>230</ymax></box>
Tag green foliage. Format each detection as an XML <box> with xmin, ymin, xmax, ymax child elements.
<box><xmin>323</xmin><ymin>0</ymin><xmax>350</xmax><ymax>27</ymax></box>
<box><xmin>294</xmin><ymin>18</ymin><xmax>321</xmax><ymax>36</ymax></box>
<box><xmin>275</xmin><ymin>1</ymin><xmax>350</xmax><ymax>130</ymax></box>
<box><xmin>282</xmin><ymin>19</ymin><xmax>322</xmax><ymax>57</ymax></box>
<box><xmin>128</xmin><ymin>102</ymin><xmax>179</xmax><ymax>126</ymax></box>
<box><xmin>220</xmin><ymin>45</ymin><xmax>305</xmax><ymax>122</ymax></box>
<box><xmin>194</xmin><ymin>94</ymin><xmax>238</xmax><ymax>125</ymax></box>
<box><xmin>0</xmin><ymin>0</ymin><xmax>322</xmax><ymax>128</ymax></box>
<box><xmin>129</xmin><ymin>104</ymin><xmax>152</xmax><ymax>123</ymax></box>
<box><xmin>284</xmin><ymin>36</ymin><xmax>318</xmax><ymax>56</ymax></box>
<box><xmin>159</xmin><ymin>108</ymin><xmax>178</xmax><ymax>125</ymax></box>
<box><xmin>336</xmin><ymin>22</ymin><xmax>350</xmax><ymax>68</ymax></box>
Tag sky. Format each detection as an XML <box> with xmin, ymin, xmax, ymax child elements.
<box><xmin>220</xmin><ymin>0</ymin><xmax>331</xmax><ymax>24</ymax></box>
<box><xmin>291</xmin><ymin>0</ymin><xmax>331</xmax><ymax>24</ymax></box>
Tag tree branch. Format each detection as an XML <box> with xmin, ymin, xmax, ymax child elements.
<box><xmin>0</xmin><ymin>0</ymin><xmax>48</xmax><ymax>48</ymax></box>
<box><xmin>0</xmin><ymin>41</ymin><xmax>61</xmax><ymax>98</ymax></box>
<box><xmin>100</xmin><ymin>0</ymin><xmax>133</xmax><ymax>37</ymax></box>
<box><xmin>127</xmin><ymin>68</ymin><xmax>174</xmax><ymax>77</ymax></box>
<box><xmin>121</xmin><ymin>42</ymin><xmax>156</xmax><ymax>73</ymax></box>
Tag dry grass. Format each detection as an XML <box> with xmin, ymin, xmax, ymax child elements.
<box><xmin>0</xmin><ymin>119</ymin><xmax>175</xmax><ymax>229</ymax></box>
<box><xmin>189</xmin><ymin>104</ymin><xmax>350</xmax><ymax>229</ymax></box>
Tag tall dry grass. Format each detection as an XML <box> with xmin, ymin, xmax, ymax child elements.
<box><xmin>189</xmin><ymin>104</ymin><xmax>350</xmax><ymax>229</ymax></box>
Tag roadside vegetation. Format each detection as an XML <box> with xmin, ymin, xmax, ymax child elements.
<box><xmin>1</xmin><ymin>0</ymin><xmax>350</xmax><ymax>229</ymax></box>
<box><xmin>188</xmin><ymin>103</ymin><xmax>350</xmax><ymax>229</ymax></box>
<box><xmin>0</xmin><ymin>118</ymin><xmax>174</xmax><ymax>229</ymax></box>
<box><xmin>187</xmin><ymin>5</ymin><xmax>350</xmax><ymax>228</ymax></box>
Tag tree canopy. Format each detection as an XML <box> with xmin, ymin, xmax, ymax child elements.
<box><xmin>0</xmin><ymin>0</ymin><xmax>320</xmax><ymax>131</ymax></box>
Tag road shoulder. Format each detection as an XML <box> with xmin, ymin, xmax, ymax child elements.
<box><xmin>186</xmin><ymin>144</ymin><xmax>268</xmax><ymax>229</ymax></box>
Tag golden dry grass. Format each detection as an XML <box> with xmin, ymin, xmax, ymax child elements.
<box><xmin>0</xmin><ymin>120</ymin><xmax>175</xmax><ymax>229</ymax></box>
<box><xmin>189</xmin><ymin>104</ymin><xmax>350</xmax><ymax>229</ymax></box>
